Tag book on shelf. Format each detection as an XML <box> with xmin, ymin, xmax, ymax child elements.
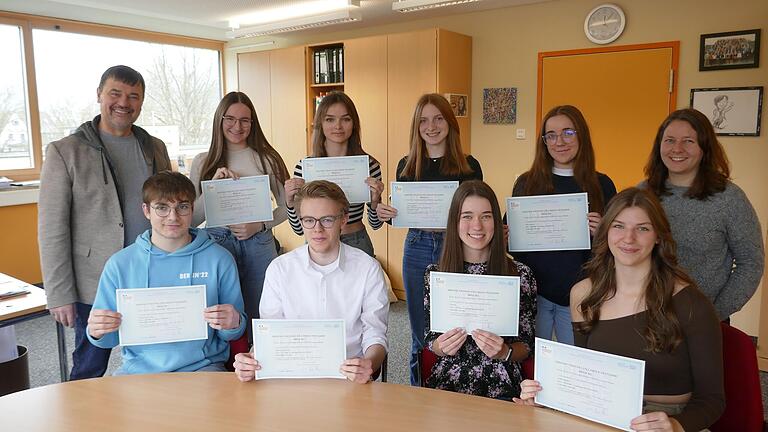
<box><xmin>313</xmin><ymin>46</ymin><xmax>344</xmax><ymax>84</ymax></box>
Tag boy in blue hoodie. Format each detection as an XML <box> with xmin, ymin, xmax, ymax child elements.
<box><xmin>86</xmin><ymin>171</ymin><xmax>246</xmax><ymax>374</ymax></box>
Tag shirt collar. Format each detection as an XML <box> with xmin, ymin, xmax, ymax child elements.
<box><xmin>301</xmin><ymin>243</ymin><xmax>346</xmax><ymax>274</ymax></box>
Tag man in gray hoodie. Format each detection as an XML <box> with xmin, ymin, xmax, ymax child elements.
<box><xmin>38</xmin><ymin>65</ymin><xmax>171</xmax><ymax>380</ymax></box>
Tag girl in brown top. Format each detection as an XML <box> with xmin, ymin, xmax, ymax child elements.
<box><xmin>515</xmin><ymin>188</ymin><xmax>724</xmax><ymax>432</ymax></box>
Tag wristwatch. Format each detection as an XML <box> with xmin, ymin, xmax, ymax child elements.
<box><xmin>503</xmin><ymin>345</ymin><xmax>513</xmax><ymax>362</ymax></box>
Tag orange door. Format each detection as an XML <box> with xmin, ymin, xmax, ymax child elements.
<box><xmin>539</xmin><ymin>43</ymin><xmax>678</xmax><ymax>190</ymax></box>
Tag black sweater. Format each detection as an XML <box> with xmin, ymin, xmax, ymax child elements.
<box><xmin>511</xmin><ymin>172</ymin><xmax>616</xmax><ymax>306</ymax></box>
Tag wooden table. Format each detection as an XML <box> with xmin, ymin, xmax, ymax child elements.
<box><xmin>0</xmin><ymin>372</ymin><xmax>614</xmax><ymax>431</ymax></box>
<box><xmin>0</xmin><ymin>273</ymin><xmax>69</xmax><ymax>381</ymax></box>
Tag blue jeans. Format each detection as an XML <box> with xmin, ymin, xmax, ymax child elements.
<box><xmin>206</xmin><ymin>227</ymin><xmax>277</xmax><ymax>333</ymax></box>
<box><xmin>536</xmin><ymin>295</ymin><xmax>574</xmax><ymax>345</ymax></box>
<box><xmin>403</xmin><ymin>229</ymin><xmax>444</xmax><ymax>386</ymax></box>
<box><xmin>70</xmin><ymin>302</ymin><xmax>112</xmax><ymax>380</ymax></box>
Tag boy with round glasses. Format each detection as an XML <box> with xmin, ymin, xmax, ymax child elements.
<box><xmin>86</xmin><ymin>171</ymin><xmax>246</xmax><ymax>375</ymax></box>
<box><xmin>233</xmin><ymin>180</ymin><xmax>389</xmax><ymax>383</ymax></box>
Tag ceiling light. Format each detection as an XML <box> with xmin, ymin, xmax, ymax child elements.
<box><xmin>226</xmin><ymin>10</ymin><xmax>361</xmax><ymax>39</ymax></box>
<box><xmin>392</xmin><ymin>0</ymin><xmax>483</xmax><ymax>13</ymax></box>
<box><xmin>229</xmin><ymin>0</ymin><xmax>359</xmax><ymax>28</ymax></box>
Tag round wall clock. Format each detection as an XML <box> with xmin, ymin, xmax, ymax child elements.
<box><xmin>584</xmin><ymin>3</ymin><xmax>626</xmax><ymax>45</ymax></box>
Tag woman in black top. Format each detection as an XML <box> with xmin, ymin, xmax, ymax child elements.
<box><xmin>376</xmin><ymin>93</ymin><xmax>482</xmax><ymax>385</ymax></box>
<box><xmin>511</xmin><ymin>105</ymin><xmax>616</xmax><ymax>344</ymax></box>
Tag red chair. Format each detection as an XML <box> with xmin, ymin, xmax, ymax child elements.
<box><xmin>417</xmin><ymin>348</ymin><xmax>438</xmax><ymax>387</ymax></box>
<box><xmin>522</xmin><ymin>356</ymin><xmax>535</xmax><ymax>380</ymax></box>
<box><xmin>226</xmin><ymin>333</ymin><xmax>250</xmax><ymax>372</ymax></box>
<box><xmin>710</xmin><ymin>322</ymin><xmax>764</xmax><ymax>432</ymax></box>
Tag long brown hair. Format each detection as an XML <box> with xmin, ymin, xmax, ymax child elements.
<box><xmin>310</xmin><ymin>91</ymin><xmax>376</xmax><ymax>164</ymax></box>
<box><xmin>401</xmin><ymin>94</ymin><xmax>473</xmax><ymax>180</ymax></box>
<box><xmin>198</xmin><ymin>91</ymin><xmax>289</xmax><ymax>187</ymax></box>
<box><xmin>439</xmin><ymin>180</ymin><xmax>518</xmax><ymax>277</ymax></box>
<box><xmin>576</xmin><ymin>187</ymin><xmax>695</xmax><ymax>353</ymax></box>
<box><xmin>644</xmin><ymin>108</ymin><xmax>730</xmax><ymax>200</ymax></box>
<box><xmin>516</xmin><ymin>105</ymin><xmax>606</xmax><ymax>213</ymax></box>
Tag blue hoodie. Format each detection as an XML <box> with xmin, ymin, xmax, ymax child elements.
<box><xmin>87</xmin><ymin>228</ymin><xmax>246</xmax><ymax>375</ymax></box>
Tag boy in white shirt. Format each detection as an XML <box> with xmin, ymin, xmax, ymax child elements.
<box><xmin>233</xmin><ymin>180</ymin><xmax>388</xmax><ymax>383</ymax></box>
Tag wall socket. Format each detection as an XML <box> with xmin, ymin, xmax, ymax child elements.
<box><xmin>516</xmin><ymin>129</ymin><xmax>526</xmax><ymax>139</ymax></box>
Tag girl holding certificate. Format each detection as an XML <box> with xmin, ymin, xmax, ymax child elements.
<box><xmin>423</xmin><ymin>180</ymin><xmax>536</xmax><ymax>400</ymax></box>
<box><xmin>644</xmin><ymin>108</ymin><xmax>763</xmax><ymax>321</ymax></box>
<box><xmin>283</xmin><ymin>92</ymin><xmax>385</xmax><ymax>257</ymax></box>
<box><xmin>511</xmin><ymin>105</ymin><xmax>616</xmax><ymax>345</ymax></box>
<box><xmin>190</xmin><ymin>92</ymin><xmax>290</xmax><ymax>325</ymax></box>
<box><xmin>517</xmin><ymin>187</ymin><xmax>724</xmax><ymax>432</ymax></box>
<box><xmin>376</xmin><ymin>93</ymin><xmax>483</xmax><ymax>385</ymax></box>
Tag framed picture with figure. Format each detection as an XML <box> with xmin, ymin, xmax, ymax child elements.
<box><xmin>690</xmin><ymin>87</ymin><xmax>763</xmax><ymax>136</ymax></box>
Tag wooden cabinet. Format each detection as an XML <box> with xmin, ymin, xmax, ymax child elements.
<box><xmin>238</xmin><ymin>46</ymin><xmax>307</xmax><ymax>253</ymax></box>
<box><xmin>237</xmin><ymin>28</ymin><xmax>472</xmax><ymax>299</ymax></box>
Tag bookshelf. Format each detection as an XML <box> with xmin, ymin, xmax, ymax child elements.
<box><xmin>305</xmin><ymin>42</ymin><xmax>345</xmax><ymax>152</ymax></box>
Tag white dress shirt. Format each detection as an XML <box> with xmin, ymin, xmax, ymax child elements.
<box><xmin>260</xmin><ymin>243</ymin><xmax>389</xmax><ymax>359</ymax></box>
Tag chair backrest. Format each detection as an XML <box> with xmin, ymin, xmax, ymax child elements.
<box><xmin>226</xmin><ymin>333</ymin><xmax>250</xmax><ymax>372</ymax></box>
<box><xmin>710</xmin><ymin>322</ymin><xmax>764</xmax><ymax>432</ymax></box>
<box><xmin>418</xmin><ymin>348</ymin><xmax>438</xmax><ymax>387</ymax></box>
<box><xmin>522</xmin><ymin>356</ymin><xmax>535</xmax><ymax>380</ymax></box>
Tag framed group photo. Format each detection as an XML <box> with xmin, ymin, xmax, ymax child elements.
<box><xmin>690</xmin><ymin>87</ymin><xmax>763</xmax><ymax>136</ymax></box>
<box><xmin>699</xmin><ymin>29</ymin><xmax>761</xmax><ymax>71</ymax></box>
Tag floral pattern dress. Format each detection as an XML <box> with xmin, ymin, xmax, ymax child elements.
<box><xmin>423</xmin><ymin>261</ymin><xmax>537</xmax><ymax>400</ymax></box>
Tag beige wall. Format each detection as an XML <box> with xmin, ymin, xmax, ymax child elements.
<box><xmin>225</xmin><ymin>0</ymin><xmax>767</xmax><ymax>335</ymax></box>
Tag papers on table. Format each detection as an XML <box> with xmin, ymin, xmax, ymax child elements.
<box><xmin>534</xmin><ymin>338</ymin><xmax>645</xmax><ymax>431</ymax></box>
<box><xmin>506</xmin><ymin>192</ymin><xmax>591</xmax><ymax>252</ymax></box>
<box><xmin>116</xmin><ymin>285</ymin><xmax>208</xmax><ymax>346</ymax></box>
<box><xmin>0</xmin><ymin>273</ymin><xmax>31</xmax><ymax>300</ymax></box>
<box><xmin>302</xmin><ymin>156</ymin><xmax>371</xmax><ymax>204</ymax></box>
<box><xmin>201</xmin><ymin>175</ymin><xmax>274</xmax><ymax>228</ymax></box>
<box><xmin>391</xmin><ymin>181</ymin><xmax>458</xmax><ymax>229</ymax></box>
<box><xmin>429</xmin><ymin>272</ymin><xmax>520</xmax><ymax>335</ymax></box>
<box><xmin>253</xmin><ymin>319</ymin><xmax>346</xmax><ymax>380</ymax></box>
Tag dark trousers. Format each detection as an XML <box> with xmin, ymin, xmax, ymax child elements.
<box><xmin>69</xmin><ymin>302</ymin><xmax>112</xmax><ymax>380</ymax></box>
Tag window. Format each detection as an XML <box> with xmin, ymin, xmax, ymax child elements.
<box><xmin>0</xmin><ymin>12</ymin><xmax>224</xmax><ymax>180</ymax></box>
<box><xmin>0</xmin><ymin>23</ymin><xmax>33</xmax><ymax>171</ymax></box>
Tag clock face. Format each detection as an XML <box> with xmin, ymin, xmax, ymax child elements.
<box><xmin>585</xmin><ymin>4</ymin><xmax>625</xmax><ymax>44</ymax></box>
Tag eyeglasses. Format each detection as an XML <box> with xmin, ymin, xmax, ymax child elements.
<box><xmin>542</xmin><ymin>129</ymin><xmax>577</xmax><ymax>145</ymax></box>
<box><xmin>150</xmin><ymin>203</ymin><xmax>192</xmax><ymax>217</ymax></box>
<box><xmin>222</xmin><ymin>116</ymin><xmax>253</xmax><ymax>128</ymax></box>
<box><xmin>299</xmin><ymin>214</ymin><xmax>344</xmax><ymax>229</ymax></box>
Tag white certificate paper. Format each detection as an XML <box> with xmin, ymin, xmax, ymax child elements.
<box><xmin>302</xmin><ymin>156</ymin><xmax>371</xmax><ymax>204</ymax></box>
<box><xmin>429</xmin><ymin>272</ymin><xmax>520</xmax><ymax>335</ymax></box>
<box><xmin>391</xmin><ymin>181</ymin><xmax>459</xmax><ymax>229</ymax></box>
<box><xmin>534</xmin><ymin>338</ymin><xmax>645</xmax><ymax>431</ymax></box>
<box><xmin>506</xmin><ymin>192</ymin><xmax>591</xmax><ymax>252</ymax></box>
<box><xmin>116</xmin><ymin>285</ymin><xmax>208</xmax><ymax>346</ymax></box>
<box><xmin>253</xmin><ymin>319</ymin><xmax>346</xmax><ymax>380</ymax></box>
<box><xmin>202</xmin><ymin>175</ymin><xmax>274</xmax><ymax>228</ymax></box>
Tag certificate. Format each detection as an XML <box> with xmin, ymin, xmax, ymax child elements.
<box><xmin>201</xmin><ymin>175</ymin><xmax>274</xmax><ymax>228</ymax></box>
<box><xmin>302</xmin><ymin>155</ymin><xmax>371</xmax><ymax>204</ymax></box>
<box><xmin>506</xmin><ymin>192</ymin><xmax>591</xmax><ymax>252</ymax></box>
<box><xmin>116</xmin><ymin>285</ymin><xmax>208</xmax><ymax>346</ymax></box>
<box><xmin>391</xmin><ymin>181</ymin><xmax>459</xmax><ymax>229</ymax></box>
<box><xmin>534</xmin><ymin>338</ymin><xmax>645</xmax><ymax>431</ymax></box>
<box><xmin>253</xmin><ymin>319</ymin><xmax>346</xmax><ymax>380</ymax></box>
<box><xmin>429</xmin><ymin>272</ymin><xmax>520</xmax><ymax>335</ymax></box>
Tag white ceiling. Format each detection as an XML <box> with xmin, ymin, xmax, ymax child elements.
<box><xmin>1</xmin><ymin>0</ymin><xmax>551</xmax><ymax>41</ymax></box>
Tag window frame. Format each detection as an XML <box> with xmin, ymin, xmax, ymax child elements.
<box><xmin>0</xmin><ymin>11</ymin><xmax>225</xmax><ymax>181</ymax></box>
